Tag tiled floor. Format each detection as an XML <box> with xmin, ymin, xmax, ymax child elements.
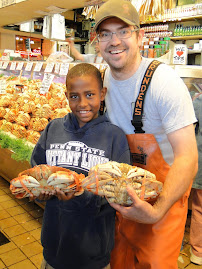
<box><xmin>0</xmin><ymin>176</ymin><xmax>201</xmax><ymax>269</ymax></box>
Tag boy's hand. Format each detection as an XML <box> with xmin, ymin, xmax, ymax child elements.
<box><xmin>29</xmin><ymin>190</ymin><xmax>56</xmax><ymax>202</ymax></box>
<box><xmin>55</xmin><ymin>188</ymin><xmax>75</xmax><ymax>201</ymax></box>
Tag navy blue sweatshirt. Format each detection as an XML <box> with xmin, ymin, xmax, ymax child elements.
<box><xmin>31</xmin><ymin>113</ymin><xmax>131</xmax><ymax>269</ymax></box>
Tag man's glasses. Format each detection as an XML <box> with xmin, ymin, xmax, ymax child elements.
<box><xmin>97</xmin><ymin>28</ymin><xmax>139</xmax><ymax>42</ymax></box>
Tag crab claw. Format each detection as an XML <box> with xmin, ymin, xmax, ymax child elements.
<box><xmin>10</xmin><ymin>175</ymin><xmax>40</xmax><ymax>188</ymax></box>
<box><xmin>96</xmin><ymin>161</ymin><xmax>122</xmax><ymax>177</ymax></box>
<box><xmin>127</xmin><ymin>168</ymin><xmax>155</xmax><ymax>179</ymax></box>
<box><xmin>47</xmin><ymin>171</ymin><xmax>75</xmax><ymax>186</ymax></box>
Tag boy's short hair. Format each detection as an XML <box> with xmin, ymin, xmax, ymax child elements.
<box><xmin>66</xmin><ymin>63</ymin><xmax>103</xmax><ymax>90</ymax></box>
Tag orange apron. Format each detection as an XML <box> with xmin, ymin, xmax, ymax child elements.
<box><xmin>110</xmin><ymin>61</ymin><xmax>192</xmax><ymax>269</ymax></box>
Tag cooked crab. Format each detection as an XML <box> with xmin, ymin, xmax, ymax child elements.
<box><xmin>81</xmin><ymin>161</ymin><xmax>163</xmax><ymax>205</ymax></box>
<box><xmin>10</xmin><ymin>165</ymin><xmax>85</xmax><ymax>199</ymax></box>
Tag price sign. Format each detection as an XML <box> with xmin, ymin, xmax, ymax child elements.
<box><xmin>54</xmin><ymin>63</ymin><xmax>60</xmax><ymax>74</ymax></box>
<box><xmin>0</xmin><ymin>80</ymin><xmax>6</xmax><ymax>94</ymax></box>
<box><xmin>34</xmin><ymin>62</ymin><xmax>43</xmax><ymax>72</ymax></box>
<box><xmin>10</xmin><ymin>62</ymin><xmax>16</xmax><ymax>70</ymax></box>
<box><xmin>25</xmin><ymin>62</ymin><xmax>33</xmax><ymax>71</ymax></box>
<box><xmin>39</xmin><ymin>73</ymin><xmax>55</xmax><ymax>95</ymax></box>
<box><xmin>16</xmin><ymin>62</ymin><xmax>24</xmax><ymax>70</ymax></box>
<box><xmin>59</xmin><ymin>63</ymin><xmax>69</xmax><ymax>76</ymax></box>
<box><xmin>2</xmin><ymin>62</ymin><xmax>9</xmax><ymax>69</ymax></box>
<box><xmin>0</xmin><ymin>62</ymin><xmax>3</xmax><ymax>69</ymax></box>
<box><xmin>1</xmin><ymin>0</ymin><xmax>16</xmax><ymax>8</ymax></box>
<box><xmin>45</xmin><ymin>62</ymin><xmax>54</xmax><ymax>73</ymax></box>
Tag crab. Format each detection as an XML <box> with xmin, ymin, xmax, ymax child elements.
<box><xmin>10</xmin><ymin>165</ymin><xmax>85</xmax><ymax>199</ymax></box>
<box><xmin>81</xmin><ymin>161</ymin><xmax>163</xmax><ymax>205</ymax></box>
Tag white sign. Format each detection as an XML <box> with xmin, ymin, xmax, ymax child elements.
<box><xmin>0</xmin><ymin>62</ymin><xmax>3</xmax><ymax>69</ymax></box>
<box><xmin>10</xmin><ymin>61</ymin><xmax>16</xmax><ymax>70</ymax></box>
<box><xmin>173</xmin><ymin>44</ymin><xmax>187</xmax><ymax>65</ymax></box>
<box><xmin>2</xmin><ymin>62</ymin><xmax>9</xmax><ymax>69</ymax></box>
<box><xmin>45</xmin><ymin>62</ymin><xmax>54</xmax><ymax>73</ymax></box>
<box><xmin>54</xmin><ymin>62</ymin><xmax>60</xmax><ymax>74</ymax></box>
<box><xmin>34</xmin><ymin>62</ymin><xmax>43</xmax><ymax>72</ymax></box>
<box><xmin>16</xmin><ymin>62</ymin><xmax>24</xmax><ymax>70</ymax></box>
<box><xmin>25</xmin><ymin>62</ymin><xmax>33</xmax><ymax>71</ymax></box>
<box><xmin>40</xmin><ymin>73</ymin><xmax>55</xmax><ymax>94</ymax></box>
<box><xmin>59</xmin><ymin>63</ymin><xmax>69</xmax><ymax>76</ymax></box>
<box><xmin>0</xmin><ymin>0</ymin><xmax>16</xmax><ymax>8</ymax></box>
<box><xmin>0</xmin><ymin>80</ymin><xmax>6</xmax><ymax>94</ymax></box>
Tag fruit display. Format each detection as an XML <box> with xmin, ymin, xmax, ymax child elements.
<box><xmin>0</xmin><ymin>75</ymin><xmax>71</xmax><ymax>145</ymax></box>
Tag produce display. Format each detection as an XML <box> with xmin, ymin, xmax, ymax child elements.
<box><xmin>0</xmin><ymin>75</ymin><xmax>71</xmax><ymax>144</ymax></box>
<box><xmin>10</xmin><ymin>161</ymin><xmax>163</xmax><ymax>205</ymax></box>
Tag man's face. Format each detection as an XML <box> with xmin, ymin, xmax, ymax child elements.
<box><xmin>97</xmin><ymin>17</ymin><xmax>143</xmax><ymax>72</ymax></box>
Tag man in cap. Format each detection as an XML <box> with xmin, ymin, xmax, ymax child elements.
<box><xmin>94</xmin><ymin>0</ymin><xmax>198</xmax><ymax>268</ymax></box>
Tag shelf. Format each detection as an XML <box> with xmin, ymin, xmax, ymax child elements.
<box><xmin>171</xmin><ymin>35</ymin><xmax>202</xmax><ymax>40</ymax></box>
<box><xmin>140</xmin><ymin>15</ymin><xmax>202</xmax><ymax>25</ymax></box>
<box><xmin>188</xmin><ymin>50</ymin><xmax>202</xmax><ymax>54</ymax></box>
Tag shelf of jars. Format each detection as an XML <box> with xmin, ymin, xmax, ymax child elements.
<box><xmin>171</xmin><ymin>35</ymin><xmax>202</xmax><ymax>40</ymax></box>
<box><xmin>140</xmin><ymin>14</ymin><xmax>202</xmax><ymax>25</ymax></box>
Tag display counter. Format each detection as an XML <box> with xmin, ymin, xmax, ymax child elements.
<box><xmin>0</xmin><ymin>62</ymin><xmax>201</xmax><ymax>210</ymax></box>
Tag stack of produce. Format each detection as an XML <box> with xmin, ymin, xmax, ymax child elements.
<box><xmin>0</xmin><ymin>76</ymin><xmax>71</xmax><ymax>144</ymax></box>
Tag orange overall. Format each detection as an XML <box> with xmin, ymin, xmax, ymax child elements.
<box><xmin>110</xmin><ymin>61</ymin><xmax>192</xmax><ymax>269</ymax></box>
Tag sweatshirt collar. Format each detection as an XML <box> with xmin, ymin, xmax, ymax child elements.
<box><xmin>63</xmin><ymin>113</ymin><xmax>109</xmax><ymax>133</ymax></box>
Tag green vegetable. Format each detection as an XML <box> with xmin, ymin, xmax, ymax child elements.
<box><xmin>0</xmin><ymin>131</ymin><xmax>34</xmax><ymax>162</ymax></box>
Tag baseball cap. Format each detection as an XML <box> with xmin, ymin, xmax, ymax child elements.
<box><xmin>94</xmin><ymin>0</ymin><xmax>140</xmax><ymax>31</ymax></box>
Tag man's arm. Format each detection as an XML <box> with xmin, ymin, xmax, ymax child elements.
<box><xmin>67</xmin><ymin>39</ymin><xmax>84</xmax><ymax>62</ymax></box>
<box><xmin>110</xmin><ymin>124</ymin><xmax>198</xmax><ymax>224</ymax></box>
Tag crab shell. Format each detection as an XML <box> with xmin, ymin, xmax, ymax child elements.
<box><xmin>82</xmin><ymin>161</ymin><xmax>163</xmax><ymax>205</ymax></box>
<box><xmin>10</xmin><ymin>165</ymin><xmax>85</xmax><ymax>199</ymax></box>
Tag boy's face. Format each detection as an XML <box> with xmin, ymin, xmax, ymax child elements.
<box><xmin>66</xmin><ymin>75</ymin><xmax>106</xmax><ymax>128</ymax></box>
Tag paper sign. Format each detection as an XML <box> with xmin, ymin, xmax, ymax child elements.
<box><xmin>25</xmin><ymin>62</ymin><xmax>33</xmax><ymax>71</ymax></box>
<box><xmin>16</xmin><ymin>62</ymin><xmax>24</xmax><ymax>70</ymax></box>
<box><xmin>1</xmin><ymin>0</ymin><xmax>16</xmax><ymax>8</ymax></box>
<box><xmin>0</xmin><ymin>62</ymin><xmax>3</xmax><ymax>69</ymax></box>
<box><xmin>2</xmin><ymin>62</ymin><xmax>9</xmax><ymax>69</ymax></box>
<box><xmin>54</xmin><ymin>62</ymin><xmax>60</xmax><ymax>74</ymax></box>
<box><xmin>59</xmin><ymin>63</ymin><xmax>69</xmax><ymax>76</ymax></box>
<box><xmin>34</xmin><ymin>62</ymin><xmax>43</xmax><ymax>72</ymax></box>
<box><xmin>45</xmin><ymin>62</ymin><xmax>54</xmax><ymax>73</ymax></box>
<box><xmin>0</xmin><ymin>80</ymin><xmax>6</xmax><ymax>94</ymax></box>
<box><xmin>10</xmin><ymin>62</ymin><xmax>16</xmax><ymax>70</ymax></box>
<box><xmin>39</xmin><ymin>73</ymin><xmax>54</xmax><ymax>94</ymax></box>
<box><xmin>173</xmin><ymin>44</ymin><xmax>187</xmax><ymax>65</ymax></box>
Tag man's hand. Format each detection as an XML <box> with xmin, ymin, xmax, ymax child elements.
<box><xmin>109</xmin><ymin>186</ymin><xmax>163</xmax><ymax>224</ymax></box>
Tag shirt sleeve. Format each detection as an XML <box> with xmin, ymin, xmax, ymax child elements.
<box><xmin>152</xmin><ymin>65</ymin><xmax>197</xmax><ymax>134</ymax></box>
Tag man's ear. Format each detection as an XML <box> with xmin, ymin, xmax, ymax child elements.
<box><xmin>101</xmin><ymin>87</ymin><xmax>107</xmax><ymax>101</ymax></box>
<box><xmin>138</xmin><ymin>29</ymin><xmax>144</xmax><ymax>47</ymax></box>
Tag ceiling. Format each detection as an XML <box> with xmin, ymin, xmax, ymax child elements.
<box><xmin>0</xmin><ymin>0</ymin><xmax>87</xmax><ymax>27</ymax></box>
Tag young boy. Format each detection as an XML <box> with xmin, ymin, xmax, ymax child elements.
<box><xmin>31</xmin><ymin>63</ymin><xmax>131</xmax><ymax>269</ymax></box>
